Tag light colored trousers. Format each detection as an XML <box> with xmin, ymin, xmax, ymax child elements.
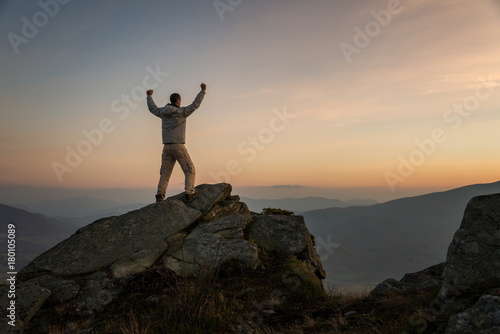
<box><xmin>157</xmin><ymin>143</ymin><xmax>196</xmax><ymax>196</ymax></box>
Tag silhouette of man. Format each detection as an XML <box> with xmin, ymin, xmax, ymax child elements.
<box><xmin>147</xmin><ymin>83</ymin><xmax>206</xmax><ymax>203</ymax></box>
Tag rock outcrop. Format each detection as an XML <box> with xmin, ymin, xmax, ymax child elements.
<box><xmin>18</xmin><ymin>199</ymin><xmax>201</xmax><ymax>278</ymax></box>
<box><xmin>433</xmin><ymin>194</ymin><xmax>500</xmax><ymax>315</ymax></box>
<box><xmin>371</xmin><ymin>193</ymin><xmax>500</xmax><ymax>333</ymax></box>
<box><xmin>2</xmin><ymin>183</ymin><xmax>325</xmax><ymax>333</ymax></box>
<box><xmin>248</xmin><ymin>214</ymin><xmax>326</xmax><ymax>279</ymax></box>
<box><xmin>370</xmin><ymin>262</ymin><xmax>444</xmax><ymax>297</ymax></box>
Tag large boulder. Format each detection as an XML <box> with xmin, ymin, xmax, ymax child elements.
<box><xmin>370</xmin><ymin>277</ymin><xmax>442</xmax><ymax>297</ymax></box>
<box><xmin>18</xmin><ymin>199</ymin><xmax>201</xmax><ymax>278</ymax></box>
<box><xmin>400</xmin><ymin>262</ymin><xmax>445</xmax><ymax>285</ymax></box>
<box><xmin>248</xmin><ymin>214</ymin><xmax>326</xmax><ymax>279</ymax></box>
<box><xmin>371</xmin><ymin>262</ymin><xmax>445</xmax><ymax>297</ymax></box>
<box><xmin>435</xmin><ymin>194</ymin><xmax>500</xmax><ymax>313</ymax></box>
<box><xmin>18</xmin><ymin>183</ymin><xmax>234</xmax><ymax>280</ymax></box>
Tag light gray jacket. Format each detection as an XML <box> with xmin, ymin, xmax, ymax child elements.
<box><xmin>147</xmin><ymin>91</ymin><xmax>205</xmax><ymax>144</ymax></box>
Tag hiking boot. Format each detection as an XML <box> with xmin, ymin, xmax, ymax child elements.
<box><xmin>155</xmin><ymin>194</ymin><xmax>165</xmax><ymax>203</ymax></box>
<box><xmin>186</xmin><ymin>191</ymin><xmax>200</xmax><ymax>203</ymax></box>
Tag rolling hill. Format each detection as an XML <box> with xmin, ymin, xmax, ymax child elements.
<box><xmin>0</xmin><ymin>203</ymin><xmax>77</xmax><ymax>277</ymax></box>
<box><xmin>302</xmin><ymin>181</ymin><xmax>500</xmax><ymax>288</ymax></box>
<box><xmin>9</xmin><ymin>198</ymin><xmax>148</xmax><ymax>227</ymax></box>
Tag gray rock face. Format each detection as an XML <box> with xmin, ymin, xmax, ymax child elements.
<box><xmin>248</xmin><ymin>214</ymin><xmax>326</xmax><ymax>279</ymax></box>
<box><xmin>26</xmin><ymin>275</ymin><xmax>79</xmax><ymax>305</ymax></box>
<box><xmin>19</xmin><ymin>199</ymin><xmax>201</xmax><ymax>278</ymax></box>
<box><xmin>445</xmin><ymin>295</ymin><xmax>500</xmax><ymax>334</ymax></box>
<box><xmin>435</xmin><ymin>194</ymin><xmax>500</xmax><ymax>313</ymax></box>
<box><xmin>163</xmin><ymin>214</ymin><xmax>257</xmax><ymax>276</ymax></box>
<box><xmin>0</xmin><ymin>281</ymin><xmax>51</xmax><ymax>332</ymax></box>
<box><xmin>79</xmin><ymin>271</ymin><xmax>120</xmax><ymax>311</ymax></box>
<box><xmin>164</xmin><ymin>233</ymin><xmax>258</xmax><ymax>276</ymax></box>
<box><xmin>110</xmin><ymin>246</ymin><xmax>167</xmax><ymax>278</ymax></box>
<box><xmin>249</xmin><ymin>215</ymin><xmax>309</xmax><ymax>254</ymax></box>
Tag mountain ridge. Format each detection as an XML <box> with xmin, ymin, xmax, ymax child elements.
<box><xmin>0</xmin><ymin>203</ymin><xmax>76</xmax><ymax>279</ymax></box>
<box><xmin>241</xmin><ymin>196</ymin><xmax>378</xmax><ymax>213</ymax></box>
<box><xmin>302</xmin><ymin>180</ymin><xmax>500</xmax><ymax>287</ymax></box>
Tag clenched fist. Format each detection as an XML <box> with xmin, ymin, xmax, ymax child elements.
<box><xmin>146</xmin><ymin>90</ymin><xmax>153</xmax><ymax>96</ymax></box>
<box><xmin>200</xmin><ymin>83</ymin><xmax>207</xmax><ymax>92</ymax></box>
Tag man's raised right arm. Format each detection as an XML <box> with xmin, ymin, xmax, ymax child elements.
<box><xmin>146</xmin><ymin>90</ymin><xmax>173</xmax><ymax>117</ymax></box>
<box><xmin>179</xmin><ymin>83</ymin><xmax>207</xmax><ymax>118</ymax></box>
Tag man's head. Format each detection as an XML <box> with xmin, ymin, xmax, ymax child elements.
<box><xmin>170</xmin><ymin>93</ymin><xmax>181</xmax><ymax>107</ymax></box>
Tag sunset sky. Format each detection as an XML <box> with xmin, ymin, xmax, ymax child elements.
<box><xmin>1</xmin><ymin>0</ymin><xmax>499</xmax><ymax>201</ymax></box>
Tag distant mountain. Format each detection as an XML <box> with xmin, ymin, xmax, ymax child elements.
<box><xmin>51</xmin><ymin>203</ymin><xmax>150</xmax><ymax>227</ymax></box>
<box><xmin>241</xmin><ymin>197</ymin><xmax>378</xmax><ymax>213</ymax></box>
<box><xmin>302</xmin><ymin>181</ymin><xmax>500</xmax><ymax>287</ymax></box>
<box><xmin>0</xmin><ymin>203</ymin><xmax>77</xmax><ymax>276</ymax></box>
<box><xmin>11</xmin><ymin>196</ymin><xmax>124</xmax><ymax>217</ymax></box>
<box><xmin>10</xmin><ymin>197</ymin><xmax>148</xmax><ymax>222</ymax></box>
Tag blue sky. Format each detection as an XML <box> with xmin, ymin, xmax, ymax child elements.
<box><xmin>1</xmin><ymin>0</ymin><xmax>499</xmax><ymax>200</ymax></box>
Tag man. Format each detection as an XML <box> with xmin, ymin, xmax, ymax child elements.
<box><xmin>146</xmin><ymin>83</ymin><xmax>206</xmax><ymax>203</ymax></box>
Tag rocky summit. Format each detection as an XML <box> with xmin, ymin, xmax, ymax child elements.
<box><xmin>1</xmin><ymin>183</ymin><xmax>325</xmax><ymax>333</ymax></box>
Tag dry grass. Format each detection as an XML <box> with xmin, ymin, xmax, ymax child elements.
<box><xmin>118</xmin><ymin>310</ymin><xmax>150</xmax><ymax>334</ymax></box>
<box><xmin>47</xmin><ymin>319</ymin><xmax>93</xmax><ymax>334</ymax></box>
<box><xmin>336</xmin><ymin>289</ymin><xmax>368</xmax><ymax>309</ymax></box>
<box><xmin>40</xmin><ymin>250</ymin><xmax>444</xmax><ymax>334</ymax></box>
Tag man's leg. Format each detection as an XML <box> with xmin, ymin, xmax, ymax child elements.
<box><xmin>157</xmin><ymin>144</ymin><xmax>176</xmax><ymax>199</ymax></box>
<box><xmin>172</xmin><ymin>144</ymin><xmax>196</xmax><ymax>194</ymax></box>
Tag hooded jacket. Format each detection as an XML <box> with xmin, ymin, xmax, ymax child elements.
<box><xmin>147</xmin><ymin>90</ymin><xmax>205</xmax><ymax>144</ymax></box>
